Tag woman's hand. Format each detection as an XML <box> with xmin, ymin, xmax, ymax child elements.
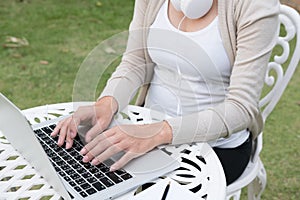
<box><xmin>51</xmin><ymin>96</ymin><xmax>118</xmax><ymax>149</ymax></box>
<box><xmin>80</xmin><ymin>121</ymin><xmax>173</xmax><ymax>171</ymax></box>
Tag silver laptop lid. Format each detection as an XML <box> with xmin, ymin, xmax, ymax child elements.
<box><xmin>0</xmin><ymin>93</ymin><xmax>71</xmax><ymax>199</ymax></box>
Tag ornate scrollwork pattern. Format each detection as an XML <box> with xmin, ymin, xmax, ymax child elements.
<box><xmin>260</xmin><ymin>9</ymin><xmax>299</xmax><ymax>121</ymax></box>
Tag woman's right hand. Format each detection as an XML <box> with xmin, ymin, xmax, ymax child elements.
<box><xmin>51</xmin><ymin>96</ymin><xmax>118</xmax><ymax>149</ymax></box>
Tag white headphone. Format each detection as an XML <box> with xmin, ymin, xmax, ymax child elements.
<box><xmin>170</xmin><ymin>0</ymin><xmax>213</xmax><ymax>19</ymax></box>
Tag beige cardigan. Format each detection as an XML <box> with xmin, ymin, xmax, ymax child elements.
<box><xmin>100</xmin><ymin>0</ymin><xmax>280</xmax><ymax>145</ymax></box>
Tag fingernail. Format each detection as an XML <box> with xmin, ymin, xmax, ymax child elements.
<box><xmin>70</xmin><ymin>131</ymin><xmax>76</xmax><ymax>138</ymax></box>
<box><xmin>91</xmin><ymin>159</ymin><xmax>99</xmax><ymax>165</ymax></box>
<box><xmin>109</xmin><ymin>164</ymin><xmax>118</xmax><ymax>172</ymax></box>
<box><xmin>80</xmin><ymin>148</ymin><xmax>87</xmax><ymax>155</ymax></box>
<box><xmin>110</xmin><ymin>165</ymin><xmax>116</xmax><ymax>172</ymax></box>
<box><xmin>82</xmin><ymin>156</ymin><xmax>89</xmax><ymax>162</ymax></box>
<box><xmin>66</xmin><ymin>143</ymin><xmax>71</xmax><ymax>149</ymax></box>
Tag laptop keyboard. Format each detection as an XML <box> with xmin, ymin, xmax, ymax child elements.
<box><xmin>34</xmin><ymin>124</ymin><xmax>133</xmax><ymax>198</ymax></box>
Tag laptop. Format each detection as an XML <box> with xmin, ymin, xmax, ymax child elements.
<box><xmin>0</xmin><ymin>93</ymin><xmax>180</xmax><ymax>200</ymax></box>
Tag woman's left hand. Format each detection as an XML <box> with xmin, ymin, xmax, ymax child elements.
<box><xmin>79</xmin><ymin>121</ymin><xmax>173</xmax><ymax>171</ymax></box>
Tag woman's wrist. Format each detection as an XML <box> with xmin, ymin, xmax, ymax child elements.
<box><xmin>154</xmin><ymin>121</ymin><xmax>173</xmax><ymax>145</ymax></box>
<box><xmin>96</xmin><ymin>96</ymin><xmax>118</xmax><ymax>114</ymax></box>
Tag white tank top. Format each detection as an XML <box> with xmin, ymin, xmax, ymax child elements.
<box><xmin>145</xmin><ymin>1</ymin><xmax>249</xmax><ymax>148</ymax></box>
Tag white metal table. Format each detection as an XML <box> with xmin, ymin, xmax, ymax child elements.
<box><xmin>0</xmin><ymin>102</ymin><xmax>226</xmax><ymax>199</ymax></box>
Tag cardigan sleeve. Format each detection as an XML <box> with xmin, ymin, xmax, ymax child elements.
<box><xmin>100</xmin><ymin>0</ymin><xmax>153</xmax><ymax>111</ymax></box>
<box><xmin>167</xmin><ymin>0</ymin><xmax>280</xmax><ymax>145</ymax></box>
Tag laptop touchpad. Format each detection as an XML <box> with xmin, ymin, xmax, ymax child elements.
<box><xmin>121</xmin><ymin>149</ymin><xmax>177</xmax><ymax>174</ymax></box>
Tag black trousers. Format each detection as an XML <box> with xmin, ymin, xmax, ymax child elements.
<box><xmin>213</xmin><ymin>136</ymin><xmax>252</xmax><ymax>185</ymax></box>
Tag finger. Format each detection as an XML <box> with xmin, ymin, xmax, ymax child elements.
<box><xmin>110</xmin><ymin>151</ymin><xmax>141</xmax><ymax>171</ymax></box>
<box><xmin>85</xmin><ymin>123</ymin><xmax>105</xmax><ymax>143</ymax></box>
<box><xmin>65</xmin><ymin>116</ymin><xmax>80</xmax><ymax>149</ymax></box>
<box><xmin>65</xmin><ymin>126</ymin><xmax>74</xmax><ymax>149</ymax></box>
<box><xmin>90</xmin><ymin>128</ymin><xmax>117</xmax><ymax>151</ymax></box>
<box><xmin>51</xmin><ymin>118</ymin><xmax>67</xmax><ymax>137</ymax></box>
<box><xmin>82</xmin><ymin>139</ymin><xmax>109</xmax><ymax>163</ymax></box>
<box><xmin>57</xmin><ymin>117</ymin><xmax>72</xmax><ymax>146</ymax></box>
<box><xmin>81</xmin><ymin>131</ymin><xmax>117</xmax><ymax>162</ymax></box>
<box><xmin>69</xmin><ymin>115</ymin><xmax>80</xmax><ymax>138</ymax></box>
<box><xmin>91</xmin><ymin>145</ymin><xmax>122</xmax><ymax>166</ymax></box>
<box><xmin>80</xmin><ymin>132</ymin><xmax>107</xmax><ymax>155</ymax></box>
<box><xmin>51</xmin><ymin>126</ymin><xmax>60</xmax><ymax>137</ymax></box>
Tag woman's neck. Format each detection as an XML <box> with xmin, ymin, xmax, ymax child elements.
<box><xmin>168</xmin><ymin>0</ymin><xmax>218</xmax><ymax>32</ymax></box>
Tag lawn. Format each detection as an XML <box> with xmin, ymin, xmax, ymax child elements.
<box><xmin>0</xmin><ymin>0</ymin><xmax>299</xmax><ymax>199</ymax></box>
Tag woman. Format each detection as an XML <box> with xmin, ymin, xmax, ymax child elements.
<box><xmin>51</xmin><ymin>0</ymin><xmax>279</xmax><ymax>185</ymax></box>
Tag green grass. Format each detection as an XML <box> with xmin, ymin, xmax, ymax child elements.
<box><xmin>0</xmin><ymin>0</ymin><xmax>133</xmax><ymax>109</ymax></box>
<box><xmin>0</xmin><ymin>1</ymin><xmax>299</xmax><ymax>199</ymax></box>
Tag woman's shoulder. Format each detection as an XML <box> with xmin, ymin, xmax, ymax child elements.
<box><xmin>223</xmin><ymin>0</ymin><xmax>279</xmax><ymax>24</ymax></box>
<box><xmin>233</xmin><ymin>0</ymin><xmax>279</xmax><ymax>11</ymax></box>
